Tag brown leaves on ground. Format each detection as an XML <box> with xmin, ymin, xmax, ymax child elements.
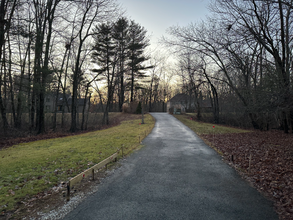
<box><xmin>202</xmin><ymin>131</ymin><xmax>293</xmax><ymax>220</ymax></box>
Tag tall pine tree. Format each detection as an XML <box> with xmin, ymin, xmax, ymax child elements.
<box><xmin>92</xmin><ymin>23</ymin><xmax>117</xmax><ymax>125</ymax></box>
<box><xmin>127</xmin><ymin>20</ymin><xmax>151</xmax><ymax>102</ymax></box>
<box><xmin>112</xmin><ymin>17</ymin><xmax>129</xmax><ymax>111</ymax></box>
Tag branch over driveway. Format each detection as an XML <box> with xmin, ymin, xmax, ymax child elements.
<box><xmin>63</xmin><ymin>113</ymin><xmax>277</xmax><ymax>220</ymax></box>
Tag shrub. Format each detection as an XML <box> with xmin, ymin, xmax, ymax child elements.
<box><xmin>136</xmin><ymin>102</ymin><xmax>142</xmax><ymax>114</ymax></box>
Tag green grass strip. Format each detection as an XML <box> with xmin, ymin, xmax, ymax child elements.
<box><xmin>174</xmin><ymin>114</ymin><xmax>249</xmax><ymax>135</ymax></box>
<box><xmin>0</xmin><ymin>114</ymin><xmax>155</xmax><ymax>212</ymax></box>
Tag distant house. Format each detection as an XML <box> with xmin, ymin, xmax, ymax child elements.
<box><xmin>56</xmin><ymin>94</ymin><xmax>71</xmax><ymax>112</ymax></box>
<box><xmin>167</xmin><ymin>93</ymin><xmax>212</xmax><ymax>114</ymax></box>
<box><xmin>167</xmin><ymin>93</ymin><xmax>192</xmax><ymax>114</ymax></box>
<box><xmin>45</xmin><ymin>93</ymin><xmax>71</xmax><ymax>113</ymax></box>
<box><xmin>45</xmin><ymin>93</ymin><xmax>89</xmax><ymax>113</ymax></box>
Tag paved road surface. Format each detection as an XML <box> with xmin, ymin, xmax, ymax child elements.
<box><xmin>63</xmin><ymin>113</ymin><xmax>277</xmax><ymax>220</ymax></box>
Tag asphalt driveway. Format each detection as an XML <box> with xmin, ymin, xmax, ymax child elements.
<box><xmin>63</xmin><ymin>113</ymin><xmax>277</xmax><ymax>220</ymax></box>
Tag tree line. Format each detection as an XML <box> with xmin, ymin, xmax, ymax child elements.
<box><xmin>165</xmin><ymin>0</ymin><xmax>293</xmax><ymax>133</ymax></box>
<box><xmin>0</xmin><ymin>0</ymin><xmax>169</xmax><ymax>135</ymax></box>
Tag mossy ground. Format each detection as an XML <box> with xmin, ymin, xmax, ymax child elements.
<box><xmin>0</xmin><ymin>114</ymin><xmax>155</xmax><ymax>212</ymax></box>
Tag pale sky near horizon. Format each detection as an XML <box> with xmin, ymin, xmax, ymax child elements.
<box><xmin>119</xmin><ymin>0</ymin><xmax>212</xmax><ymax>49</ymax></box>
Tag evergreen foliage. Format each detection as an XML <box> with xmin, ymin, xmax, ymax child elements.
<box><xmin>127</xmin><ymin>20</ymin><xmax>152</xmax><ymax>102</ymax></box>
<box><xmin>112</xmin><ymin>17</ymin><xmax>129</xmax><ymax>111</ymax></box>
<box><xmin>91</xmin><ymin>17</ymin><xmax>151</xmax><ymax>115</ymax></box>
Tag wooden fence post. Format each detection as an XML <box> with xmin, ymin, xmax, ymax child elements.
<box><xmin>67</xmin><ymin>182</ymin><xmax>70</xmax><ymax>200</ymax></box>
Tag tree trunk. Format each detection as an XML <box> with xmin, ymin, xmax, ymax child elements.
<box><xmin>197</xmin><ymin>100</ymin><xmax>201</xmax><ymax>121</ymax></box>
<box><xmin>70</xmin><ymin>71</ymin><xmax>78</xmax><ymax>132</ymax></box>
<box><xmin>30</xmin><ymin>83</ymin><xmax>36</xmax><ymax>131</ymax></box>
<box><xmin>33</xmin><ymin>20</ymin><xmax>43</xmax><ymax>132</ymax></box>
<box><xmin>70</xmin><ymin>45</ymin><xmax>82</xmax><ymax>132</ymax></box>
<box><xmin>0</xmin><ymin>92</ymin><xmax>8</xmax><ymax>134</ymax></box>
<box><xmin>61</xmin><ymin>45</ymin><xmax>71</xmax><ymax>128</ymax></box>
<box><xmin>53</xmin><ymin>78</ymin><xmax>60</xmax><ymax>131</ymax></box>
<box><xmin>85</xmin><ymin>92</ymin><xmax>91</xmax><ymax>130</ymax></box>
<box><xmin>27</xmin><ymin>29</ymin><xmax>32</xmax><ymax>132</ymax></box>
<box><xmin>38</xmin><ymin>0</ymin><xmax>58</xmax><ymax>134</ymax></box>
<box><xmin>53</xmin><ymin>47</ymin><xmax>69</xmax><ymax>131</ymax></box>
<box><xmin>119</xmin><ymin>72</ymin><xmax>124</xmax><ymax>112</ymax></box>
<box><xmin>0</xmin><ymin>0</ymin><xmax>8</xmax><ymax>133</ymax></box>
<box><xmin>15</xmin><ymin>39</ymin><xmax>30</xmax><ymax>128</ymax></box>
<box><xmin>211</xmin><ymin>85</ymin><xmax>219</xmax><ymax>124</ymax></box>
<box><xmin>38</xmin><ymin>87</ymin><xmax>45</xmax><ymax>134</ymax></box>
<box><xmin>81</xmin><ymin>84</ymin><xmax>89</xmax><ymax>130</ymax></box>
<box><xmin>130</xmin><ymin>68</ymin><xmax>134</xmax><ymax>102</ymax></box>
<box><xmin>248</xmin><ymin>113</ymin><xmax>260</xmax><ymax>130</ymax></box>
<box><xmin>7</xmin><ymin>36</ymin><xmax>16</xmax><ymax>127</ymax></box>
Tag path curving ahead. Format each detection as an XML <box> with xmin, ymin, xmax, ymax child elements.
<box><xmin>63</xmin><ymin>113</ymin><xmax>277</xmax><ymax>220</ymax></box>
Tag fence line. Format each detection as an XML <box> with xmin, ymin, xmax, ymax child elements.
<box><xmin>67</xmin><ymin>152</ymin><xmax>118</xmax><ymax>196</ymax></box>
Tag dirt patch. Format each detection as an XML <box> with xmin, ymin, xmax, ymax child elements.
<box><xmin>201</xmin><ymin>131</ymin><xmax>293</xmax><ymax>220</ymax></box>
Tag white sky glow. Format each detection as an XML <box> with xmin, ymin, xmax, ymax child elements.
<box><xmin>119</xmin><ymin>0</ymin><xmax>211</xmax><ymax>49</ymax></box>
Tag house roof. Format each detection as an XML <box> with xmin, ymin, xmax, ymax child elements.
<box><xmin>168</xmin><ymin>93</ymin><xmax>190</xmax><ymax>103</ymax></box>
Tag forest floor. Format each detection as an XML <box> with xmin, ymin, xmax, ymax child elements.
<box><xmin>201</xmin><ymin>130</ymin><xmax>293</xmax><ymax>220</ymax></box>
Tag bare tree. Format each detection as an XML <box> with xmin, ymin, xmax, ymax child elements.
<box><xmin>13</xmin><ymin>4</ymin><xmax>34</xmax><ymax>129</ymax></box>
<box><xmin>29</xmin><ymin>0</ymin><xmax>61</xmax><ymax>134</ymax></box>
<box><xmin>147</xmin><ymin>51</ymin><xmax>166</xmax><ymax>112</ymax></box>
<box><xmin>0</xmin><ymin>0</ymin><xmax>18</xmax><ymax>133</ymax></box>
<box><xmin>165</xmin><ymin>9</ymin><xmax>287</xmax><ymax>129</ymax></box>
<box><xmin>211</xmin><ymin>0</ymin><xmax>293</xmax><ymax>131</ymax></box>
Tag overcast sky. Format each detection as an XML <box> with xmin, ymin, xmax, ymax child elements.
<box><xmin>119</xmin><ymin>0</ymin><xmax>212</xmax><ymax>49</ymax></box>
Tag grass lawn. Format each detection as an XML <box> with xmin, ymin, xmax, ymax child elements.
<box><xmin>174</xmin><ymin>114</ymin><xmax>250</xmax><ymax>135</ymax></box>
<box><xmin>0</xmin><ymin>114</ymin><xmax>155</xmax><ymax>212</ymax></box>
